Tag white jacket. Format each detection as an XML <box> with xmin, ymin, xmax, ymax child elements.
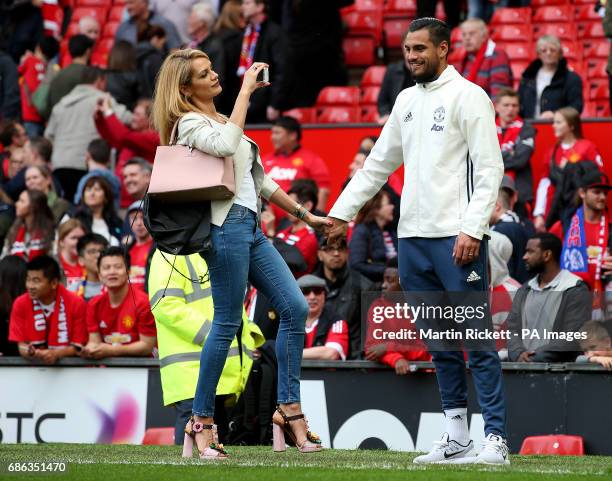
<box><xmin>329</xmin><ymin>65</ymin><xmax>504</xmax><ymax>240</ymax></box>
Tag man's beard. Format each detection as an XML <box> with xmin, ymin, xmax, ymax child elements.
<box><xmin>526</xmin><ymin>261</ymin><xmax>545</xmax><ymax>274</ymax></box>
<box><xmin>413</xmin><ymin>62</ymin><xmax>440</xmax><ymax>84</ymax></box>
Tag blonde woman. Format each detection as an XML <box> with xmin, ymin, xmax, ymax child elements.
<box><xmin>152</xmin><ymin>49</ymin><xmax>329</xmax><ymax>459</ymax></box>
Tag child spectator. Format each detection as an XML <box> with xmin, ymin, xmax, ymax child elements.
<box><xmin>74</xmin><ymin>139</ymin><xmax>121</xmax><ymax>210</ymax></box>
<box><xmin>2</xmin><ymin>189</ymin><xmax>55</xmax><ymax>260</ymax></box>
<box><xmin>75</xmin><ymin>233</ymin><xmax>108</xmax><ymax>300</ymax></box>
<box><xmin>126</xmin><ymin>201</ymin><xmax>153</xmax><ymax>291</ymax></box>
<box><xmin>9</xmin><ymin>255</ymin><xmax>88</xmax><ymax>364</ymax></box>
<box><xmin>0</xmin><ymin>255</ymin><xmax>27</xmax><ymax>356</ymax></box>
<box><xmin>579</xmin><ymin>320</ymin><xmax>612</xmax><ymax>369</ymax></box>
<box><xmin>82</xmin><ymin>247</ymin><xmax>156</xmax><ymax>358</ymax></box>
<box><xmin>57</xmin><ymin>219</ymin><xmax>86</xmax><ymax>293</ymax></box>
<box><xmin>25</xmin><ymin>165</ymin><xmax>71</xmax><ymax>224</ymax></box>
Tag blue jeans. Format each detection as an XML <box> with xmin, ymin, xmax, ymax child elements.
<box><xmin>192</xmin><ymin>204</ymin><xmax>308</xmax><ymax>417</ymax></box>
<box><xmin>398</xmin><ymin>237</ymin><xmax>507</xmax><ymax>439</ymax></box>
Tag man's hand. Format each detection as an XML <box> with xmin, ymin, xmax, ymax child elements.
<box><xmin>517</xmin><ymin>351</ymin><xmax>535</xmax><ymax>363</ymax></box>
<box><xmin>325</xmin><ymin>217</ymin><xmax>348</xmax><ymax>246</ymax></box>
<box><xmin>365</xmin><ymin>343</ymin><xmax>387</xmax><ymax>361</ymax></box>
<box><xmin>539</xmin><ymin>111</ymin><xmax>555</xmax><ymax>120</ymax></box>
<box><xmin>267</xmin><ymin>106</ymin><xmax>280</xmax><ymax>121</ymax></box>
<box><xmin>260</xmin><ymin>207</ymin><xmax>276</xmax><ymax>237</ymax></box>
<box><xmin>592</xmin><ymin>356</ymin><xmax>612</xmax><ymax>370</ymax></box>
<box><xmin>304</xmin><ymin>212</ymin><xmax>332</xmax><ymax>232</ymax></box>
<box><xmin>453</xmin><ymin>232</ymin><xmax>481</xmax><ymax>265</ymax></box>
<box><xmin>82</xmin><ymin>342</ymin><xmax>115</xmax><ymax>360</ymax></box>
<box><xmin>395</xmin><ymin>358</ymin><xmax>410</xmax><ymax>375</ymax></box>
<box><xmin>33</xmin><ymin>349</ymin><xmax>59</xmax><ymax>365</ymax></box>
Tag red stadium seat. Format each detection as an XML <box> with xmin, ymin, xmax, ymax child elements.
<box><xmin>108</xmin><ymin>5</ymin><xmax>125</xmax><ymax>22</ymax></box>
<box><xmin>114</xmin><ymin>0</ymin><xmax>126</xmax><ymax>4</ymax></box>
<box><xmin>519</xmin><ymin>435</ymin><xmax>584</xmax><ymax>456</ymax></box>
<box><xmin>450</xmin><ymin>26</ymin><xmax>462</xmax><ymax>49</ymax></box>
<box><xmin>491</xmin><ymin>24</ymin><xmax>532</xmax><ymax>43</ymax></box>
<box><xmin>142</xmin><ymin>427</ymin><xmax>174</xmax><ymax>445</ymax></box>
<box><xmin>510</xmin><ymin>61</ymin><xmax>529</xmax><ymax>85</ymax></box>
<box><xmin>583</xmin><ymin>40</ymin><xmax>610</xmax><ymax>59</ymax></box>
<box><xmin>532</xmin><ymin>5</ymin><xmax>574</xmax><ymax>24</ymax></box>
<box><xmin>533</xmin><ymin>23</ymin><xmax>577</xmax><ymax>42</ymax></box>
<box><xmin>76</xmin><ymin>0</ymin><xmax>111</xmax><ymax>6</ymax></box>
<box><xmin>344</xmin><ymin>11</ymin><xmax>384</xmax><ymax>44</ymax></box>
<box><xmin>579</xmin><ymin>22</ymin><xmax>605</xmax><ymax>39</ymax></box>
<box><xmin>317</xmin><ymin>107</ymin><xmax>361</xmax><ymax>124</ymax></box>
<box><xmin>95</xmin><ymin>37</ymin><xmax>114</xmax><ymax>54</ymax></box>
<box><xmin>361</xmin><ymin>65</ymin><xmax>387</xmax><ymax>87</ymax></box>
<box><xmin>588</xmin><ymin>62</ymin><xmax>609</xmax><ymax>80</ymax></box>
<box><xmin>589</xmin><ymin>81</ymin><xmax>610</xmax><ymax>101</ymax></box>
<box><xmin>66</xmin><ymin>22</ymin><xmax>80</xmax><ymax>37</ymax></box>
<box><xmin>529</xmin><ymin>0</ymin><xmax>569</xmax><ymax>5</ymax></box>
<box><xmin>102</xmin><ymin>21</ymin><xmax>120</xmax><ymax>39</ymax></box>
<box><xmin>316</xmin><ymin>86</ymin><xmax>361</xmax><ymax>106</ymax></box>
<box><xmin>490</xmin><ymin>7</ymin><xmax>531</xmax><ymax>26</ymax></box>
<box><xmin>71</xmin><ymin>6</ymin><xmax>109</xmax><ymax>22</ymax></box>
<box><xmin>361</xmin><ymin>105</ymin><xmax>379</xmax><ymax>123</ymax></box>
<box><xmin>90</xmin><ymin>51</ymin><xmax>108</xmax><ymax>67</ymax></box>
<box><xmin>384</xmin><ymin>18</ymin><xmax>410</xmax><ymax>48</ymax></box>
<box><xmin>498</xmin><ymin>42</ymin><xmax>533</xmax><ymax>62</ymax></box>
<box><xmin>355</xmin><ymin>0</ymin><xmax>384</xmax><ymax>11</ymax></box>
<box><xmin>568</xmin><ymin>60</ymin><xmax>586</xmax><ymax>79</ymax></box>
<box><xmin>575</xmin><ymin>5</ymin><xmax>603</xmax><ymax>24</ymax></box>
<box><xmin>560</xmin><ymin>41</ymin><xmax>582</xmax><ymax>62</ymax></box>
<box><xmin>361</xmin><ymin>86</ymin><xmax>381</xmax><ymax>105</ymax></box>
<box><xmin>343</xmin><ymin>37</ymin><xmax>376</xmax><ymax>66</ymax></box>
<box><xmin>583</xmin><ymin>101</ymin><xmax>611</xmax><ymax>118</ymax></box>
<box><xmin>384</xmin><ymin>0</ymin><xmax>417</xmax><ymax>19</ymax></box>
<box><xmin>282</xmin><ymin>108</ymin><xmax>318</xmax><ymax>124</ymax></box>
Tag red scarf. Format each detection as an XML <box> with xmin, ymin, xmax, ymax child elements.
<box><xmin>496</xmin><ymin>116</ymin><xmax>524</xmax><ymax>180</ymax></box>
<box><xmin>11</xmin><ymin>225</ymin><xmax>47</xmax><ymax>261</ymax></box>
<box><xmin>28</xmin><ymin>285</ymin><xmax>72</xmax><ymax>348</ymax></box>
<box><xmin>463</xmin><ymin>40</ymin><xmax>489</xmax><ymax>83</ymax></box>
<box><xmin>237</xmin><ymin>22</ymin><xmax>262</xmax><ymax>77</ymax></box>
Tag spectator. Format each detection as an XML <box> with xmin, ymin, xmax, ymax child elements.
<box><xmin>0</xmin><ymin>255</ymin><xmax>27</xmax><ymax>356</ymax></box>
<box><xmin>262</xmin><ymin>116</ymin><xmax>330</xmax><ymax>222</ymax></box>
<box><xmin>298</xmin><ymin>274</ymin><xmax>349</xmax><ymax>360</ymax></box>
<box><xmin>115</xmin><ymin>0</ymin><xmax>182</xmax><ymax>50</ymax></box>
<box><xmin>18</xmin><ymin>36</ymin><xmax>60</xmax><ymax>137</ymax></box>
<box><xmin>605</xmin><ymin>1</ymin><xmax>612</xmax><ymax>114</ymax></box>
<box><xmin>126</xmin><ymin>201</ymin><xmax>153</xmax><ymax>291</ymax></box>
<box><xmin>518</xmin><ymin>35</ymin><xmax>584</xmax><ymax>119</ymax></box>
<box><xmin>417</xmin><ymin>0</ymin><xmax>461</xmax><ymax>29</ymax></box>
<box><xmin>377</xmin><ymin>30</ymin><xmax>416</xmax><ymax>125</ymax></box>
<box><xmin>136</xmin><ymin>24</ymin><xmax>168</xmax><ymax>98</ymax></box>
<box><xmin>313</xmin><ymin>238</ymin><xmax>373</xmax><ymax>359</ymax></box>
<box><xmin>549</xmin><ymin>171</ymin><xmax>610</xmax><ymax>296</ymax></box>
<box><xmin>151</xmin><ymin>0</ymin><xmax>202</xmax><ymax>45</ymax></box>
<box><xmin>79</xmin><ymin>16</ymin><xmax>101</xmax><ymax>43</ymax></box>
<box><xmin>349</xmin><ymin>190</ymin><xmax>398</xmax><ymax>283</ymax></box>
<box><xmin>70</xmin><ymin>176</ymin><xmax>123</xmax><ymax>247</ymax></box>
<box><xmin>74</xmin><ymin>139</ymin><xmax>121</xmax><ymax>210</ymax></box>
<box><xmin>507</xmin><ymin>233</ymin><xmax>591</xmax><ymax>362</ymax></box>
<box><xmin>106</xmin><ymin>41</ymin><xmax>141</xmax><ymax>111</ymax></box>
<box><xmin>5</xmin><ymin>147</ymin><xmax>30</xmax><ymax>183</ymax></box>
<box><xmin>82</xmin><ymin>247</ymin><xmax>156</xmax><ymax>358</ymax></box>
<box><xmin>494</xmin><ymin>88</ymin><xmax>535</xmax><ymax>218</ymax></box>
<box><xmin>75</xmin><ymin>233</ymin><xmax>108</xmax><ymax>300</ymax></box>
<box><xmin>239</xmin><ymin>0</ymin><xmax>288</xmax><ymax>122</ymax></box>
<box><xmin>364</xmin><ymin>258</ymin><xmax>431</xmax><ymax>373</ymax></box>
<box><xmin>9</xmin><ymin>255</ymin><xmax>88</xmax><ymax>363</ymax></box>
<box><xmin>579</xmin><ymin>320</ymin><xmax>612</xmax><ymax>369</ymax></box>
<box><xmin>0</xmin><ymin>49</ymin><xmax>20</xmax><ymax>121</ymax></box>
<box><xmin>57</xmin><ymin>219</ymin><xmax>87</xmax><ymax>293</ymax></box>
<box><xmin>467</xmin><ymin>0</ymin><xmax>510</xmax><ymax>23</ymax></box>
<box><xmin>452</xmin><ymin>18</ymin><xmax>513</xmax><ymax>99</ymax></box>
<box><xmin>25</xmin><ymin>165</ymin><xmax>71</xmax><ymax>223</ymax></box>
<box><xmin>533</xmin><ymin>107</ymin><xmax>603</xmax><ymax>232</ymax></box>
<box><xmin>187</xmin><ymin>3</ymin><xmax>225</xmax><ymax>87</ymax></box>
<box><xmin>2</xmin><ymin>189</ymin><xmax>54</xmax><ymax>261</ymax></box>
<box><xmin>122</xmin><ymin>157</ymin><xmax>152</xmax><ymax>208</ymax></box>
<box><xmin>47</xmin><ymin>35</ymin><xmax>94</xmax><ymax>114</ymax></box>
<box><xmin>0</xmin><ymin>121</ymin><xmax>28</xmax><ymax>159</ymax></box>
<box><xmin>490</xmin><ymin>178</ymin><xmax>531</xmax><ymax>283</ymax></box>
<box><xmin>45</xmin><ymin>66</ymin><xmax>131</xmax><ymax>202</ymax></box>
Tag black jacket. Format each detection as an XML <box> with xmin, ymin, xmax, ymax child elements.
<box><xmin>136</xmin><ymin>42</ymin><xmax>165</xmax><ymax>98</ymax></box>
<box><xmin>214</xmin><ymin>28</ymin><xmax>243</xmax><ymax>115</ymax></box>
<box><xmin>349</xmin><ymin>222</ymin><xmax>397</xmax><ymax>283</ymax></box>
<box><xmin>0</xmin><ymin>50</ymin><xmax>20</xmax><ymax>121</ymax></box>
<box><xmin>518</xmin><ymin>58</ymin><xmax>584</xmax><ymax>119</ymax></box>
<box><xmin>197</xmin><ymin>34</ymin><xmax>226</xmax><ymax>86</ymax></box>
<box><xmin>106</xmin><ymin>71</ymin><xmax>141</xmax><ymax>111</ymax></box>
<box><xmin>501</xmin><ymin>121</ymin><xmax>536</xmax><ymax>204</ymax></box>
<box><xmin>491</xmin><ymin>212</ymin><xmax>531</xmax><ymax>283</ymax></box>
<box><xmin>309</xmin><ymin>304</ymin><xmax>344</xmax><ymax>353</ymax></box>
<box><xmin>377</xmin><ymin>60</ymin><xmax>415</xmax><ymax>117</ymax></box>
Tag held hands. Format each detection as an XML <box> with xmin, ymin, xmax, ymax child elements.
<box><xmin>452</xmin><ymin>232</ymin><xmax>481</xmax><ymax>266</ymax></box>
<box><xmin>324</xmin><ymin>217</ymin><xmax>349</xmax><ymax>246</ymax></box>
<box><xmin>241</xmin><ymin>62</ymin><xmax>270</xmax><ymax>96</ymax></box>
<box><xmin>304</xmin><ymin>212</ymin><xmax>333</xmax><ymax>232</ymax></box>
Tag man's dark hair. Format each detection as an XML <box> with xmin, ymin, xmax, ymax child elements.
<box><xmin>408</xmin><ymin>17</ymin><xmax>451</xmax><ymax>48</ymax></box>
<box><xmin>97</xmin><ymin>246</ymin><xmax>130</xmax><ymax>271</ymax></box>
<box><xmin>273</xmin><ymin>116</ymin><xmax>302</xmax><ymax>141</ymax></box>
<box><xmin>80</xmin><ymin>66</ymin><xmax>106</xmax><ymax>85</ymax></box>
<box><xmin>288</xmin><ymin>179</ymin><xmax>318</xmax><ymax>210</ymax></box>
<box><xmin>386</xmin><ymin>257</ymin><xmax>399</xmax><ymax>269</ymax></box>
<box><xmin>29</xmin><ymin>137</ymin><xmax>53</xmax><ymax>162</ymax></box>
<box><xmin>68</xmin><ymin>34</ymin><xmax>94</xmax><ymax>58</ymax></box>
<box><xmin>124</xmin><ymin>157</ymin><xmax>153</xmax><ymax>174</ymax></box>
<box><xmin>531</xmin><ymin>233</ymin><xmax>562</xmax><ymax>263</ymax></box>
<box><xmin>0</xmin><ymin>121</ymin><xmax>20</xmax><ymax>147</ymax></box>
<box><xmin>26</xmin><ymin>255</ymin><xmax>61</xmax><ymax>282</ymax></box>
<box><xmin>77</xmin><ymin>233</ymin><xmax>109</xmax><ymax>257</ymax></box>
<box><xmin>87</xmin><ymin>139</ymin><xmax>111</xmax><ymax>165</ymax></box>
<box><xmin>495</xmin><ymin>87</ymin><xmax>520</xmax><ymax>103</ymax></box>
<box><xmin>39</xmin><ymin>36</ymin><xmax>60</xmax><ymax>61</ymax></box>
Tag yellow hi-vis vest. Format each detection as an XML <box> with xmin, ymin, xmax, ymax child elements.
<box><xmin>148</xmin><ymin>250</ymin><xmax>265</xmax><ymax>406</ymax></box>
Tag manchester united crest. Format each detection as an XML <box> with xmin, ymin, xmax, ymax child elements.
<box><xmin>433</xmin><ymin>106</ymin><xmax>445</xmax><ymax>123</ymax></box>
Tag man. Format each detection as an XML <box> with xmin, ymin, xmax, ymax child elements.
<box><xmin>0</xmin><ymin>49</ymin><xmax>20</xmax><ymax>121</ymax></box>
<box><xmin>494</xmin><ymin>88</ymin><xmax>535</xmax><ymax>218</ymax></box>
<box><xmin>116</xmin><ymin>0</ymin><xmax>182</xmax><ymax>50</ymax></box>
<box><xmin>122</xmin><ymin>157</ymin><xmax>152</xmax><ymax>207</ymax></box>
<box><xmin>377</xmin><ymin>30</ymin><xmax>416</xmax><ymax>125</ymax></box>
<box><xmin>239</xmin><ymin>0</ymin><xmax>288</xmax><ymax>122</ymax></box>
<box><xmin>187</xmin><ymin>3</ymin><xmax>225</xmax><ymax>85</ymax></box>
<box><xmin>313</xmin><ymin>237</ymin><xmax>373</xmax><ymax>360</ymax></box>
<box><xmin>148</xmin><ymin>249</ymin><xmax>264</xmax><ymax>444</ymax></box>
<box><xmin>127</xmin><ymin>201</ymin><xmax>154</xmax><ymax>291</ymax></box>
<box><xmin>82</xmin><ymin>247</ymin><xmax>156</xmax><ymax>358</ymax></box>
<box><xmin>9</xmin><ymin>255</ymin><xmax>88</xmax><ymax>364</ymax></box>
<box><xmin>76</xmin><ymin>233</ymin><xmax>109</xmax><ymax>301</ymax></box>
<box><xmin>151</xmin><ymin>0</ymin><xmax>201</xmax><ymax>44</ymax></box>
<box><xmin>262</xmin><ymin>116</ymin><xmax>330</xmax><ymax>223</ymax></box>
<box><xmin>326</xmin><ymin>18</ymin><xmax>508</xmax><ymax>464</ymax></box>
<box><xmin>507</xmin><ymin>233</ymin><xmax>591</xmax><ymax>363</ymax></box>
<box><xmin>604</xmin><ymin>1</ymin><xmax>612</xmax><ymax>114</ymax></box>
<box><xmin>298</xmin><ymin>275</ymin><xmax>349</xmax><ymax>361</ymax></box>
<box><xmin>452</xmin><ymin>18</ymin><xmax>512</xmax><ymax>99</ymax></box>
<box><xmin>74</xmin><ymin>139</ymin><xmax>121</xmax><ymax>208</ymax></box>
<box><xmin>79</xmin><ymin>16</ymin><xmax>101</xmax><ymax>43</ymax></box>
<box><xmin>45</xmin><ymin>67</ymin><xmax>131</xmax><ymax>201</ymax></box>
<box><xmin>417</xmin><ymin>0</ymin><xmax>461</xmax><ymax>29</ymax></box>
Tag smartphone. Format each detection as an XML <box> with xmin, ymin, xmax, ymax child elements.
<box><xmin>258</xmin><ymin>67</ymin><xmax>269</xmax><ymax>83</ymax></box>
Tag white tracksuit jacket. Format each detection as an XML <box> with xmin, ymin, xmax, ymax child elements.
<box><xmin>329</xmin><ymin>65</ymin><xmax>504</xmax><ymax>240</ymax></box>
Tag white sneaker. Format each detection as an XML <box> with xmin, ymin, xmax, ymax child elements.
<box><xmin>473</xmin><ymin>433</ymin><xmax>510</xmax><ymax>465</ymax></box>
<box><xmin>413</xmin><ymin>433</ymin><xmax>476</xmax><ymax>464</ymax></box>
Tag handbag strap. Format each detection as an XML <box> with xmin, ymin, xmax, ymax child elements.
<box><xmin>169</xmin><ymin>113</ymin><xmax>216</xmax><ymax>146</ymax></box>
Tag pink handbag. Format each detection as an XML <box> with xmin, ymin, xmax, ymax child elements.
<box><xmin>148</xmin><ymin>117</ymin><xmax>235</xmax><ymax>203</ymax></box>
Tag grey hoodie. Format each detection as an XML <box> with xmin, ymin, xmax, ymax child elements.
<box><xmin>45</xmin><ymin>84</ymin><xmax>132</xmax><ymax>170</ymax></box>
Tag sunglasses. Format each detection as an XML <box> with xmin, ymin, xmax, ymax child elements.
<box><xmin>301</xmin><ymin>287</ymin><xmax>326</xmax><ymax>296</ymax></box>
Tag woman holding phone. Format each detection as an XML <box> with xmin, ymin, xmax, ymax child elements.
<box><xmin>152</xmin><ymin>49</ymin><xmax>329</xmax><ymax>459</ymax></box>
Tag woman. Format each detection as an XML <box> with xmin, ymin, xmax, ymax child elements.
<box><xmin>533</xmin><ymin>107</ymin><xmax>603</xmax><ymax>232</ymax></box>
<box><xmin>518</xmin><ymin>35</ymin><xmax>584</xmax><ymax>119</ymax></box>
<box><xmin>0</xmin><ymin>255</ymin><xmax>27</xmax><ymax>356</ymax></box>
<box><xmin>106</xmin><ymin>40</ymin><xmax>141</xmax><ymax>111</ymax></box>
<box><xmin>56</xmin><ymin>218</ymin><xmax>86</xmax><ymax>293</ymax></box>
<box><xmin>24</xmin><ymin>164</ymin><xmax>71</xmax><ymax>224</ymax></box>
<box><xmin>152</xmin><ymin>49</ymin><xmax>329</xmax><ymax>458</ymax></box>
<box><xmin>2</xmin><ymin>189</ymin><xmax>55</xmax><ymax>260</ymax></box>
<box><xmin>348</xmin><ymin>190</ymin><xmax>397</xmax><ymax>283</ymax></box>
<box><xmin>71</xmin><ymin>176</ymin><xmax>122</xmax><ymax>246</ymax></box>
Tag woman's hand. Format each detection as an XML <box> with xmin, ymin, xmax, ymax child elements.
<box><xmin>304</xmin><ymin>212</ymin><xmax>332</xmax><ymax>232</ymax></box>
<box><xmin>240</xmin><ymin>62</ymin><xmax>270</xmax><ymax>96</ymax></box>
<box><xmin>534</xmin><ymin>215</ymin><xmax>546</xmax><ymax>233</ymax></box>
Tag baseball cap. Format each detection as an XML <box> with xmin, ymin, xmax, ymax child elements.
<box><xmin>127</xmin><ymin>200</ymin><xmax>144</xmax><ymax>215</ymax></box>
<box><xmin>297</xmin><ymin>274</ymin><xmax>329</xmax><ymax>293</ymax></box>
<box><xmin>581</xmin><ymin>171</ymin><xmax>611</xmax><ymax>190</ymax></box>
<box><xmin>500</xmin><ymin>175</ymin><xmax>517</xmax><ymax>194</ymax></box>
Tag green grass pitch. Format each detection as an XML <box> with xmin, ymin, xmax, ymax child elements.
<box><xmin>2</xmin><ymin>444</ymin><xmax>612</xmax><ymax>481</ymax></box>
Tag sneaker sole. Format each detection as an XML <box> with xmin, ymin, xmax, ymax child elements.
<box><xmin>413</xmin><ymin>449</ymin><xmax>477</xmax><ymax>465</ymax></box>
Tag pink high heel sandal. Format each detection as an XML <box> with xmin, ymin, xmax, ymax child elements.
<box><xmin>272</xmin><ymin>406</ymin><xmax>322</xmax><ymax>453</ymax></box>
<box><xmin>182</xmin><ymin>416</ymin><xmax>228</xmax><ymax>459</ymax></box>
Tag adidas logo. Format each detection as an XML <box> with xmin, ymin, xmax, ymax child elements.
<box><xmin>100</xmin><ymin>320</ymin><xmax>108</xmax><ymax>329</ymax></box>
<box><xmin>466</xmin><ymin>271</ymin><xmax>481</xmax><ymax>283</ymax></box>
<box><xmin>404</xmin><ymin>112</ymin><xmax>413</xmax><ymax>122</ymax></box>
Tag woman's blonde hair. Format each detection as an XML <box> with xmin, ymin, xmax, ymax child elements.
<box><xmin>151</xmin><ymin>49</ymin><xmax>210</xmax><ymax>145</ymax></box>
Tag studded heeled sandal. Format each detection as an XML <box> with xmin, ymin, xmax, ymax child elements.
<box><xmin>272</xmin><ymin>406</ymin><xmax>322</xmax><ymax>453</ymax></box>
<box><xmin>182</xmin><ymin>416</ymin><xmax>228</xmax><ymax>459</ymax></box>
